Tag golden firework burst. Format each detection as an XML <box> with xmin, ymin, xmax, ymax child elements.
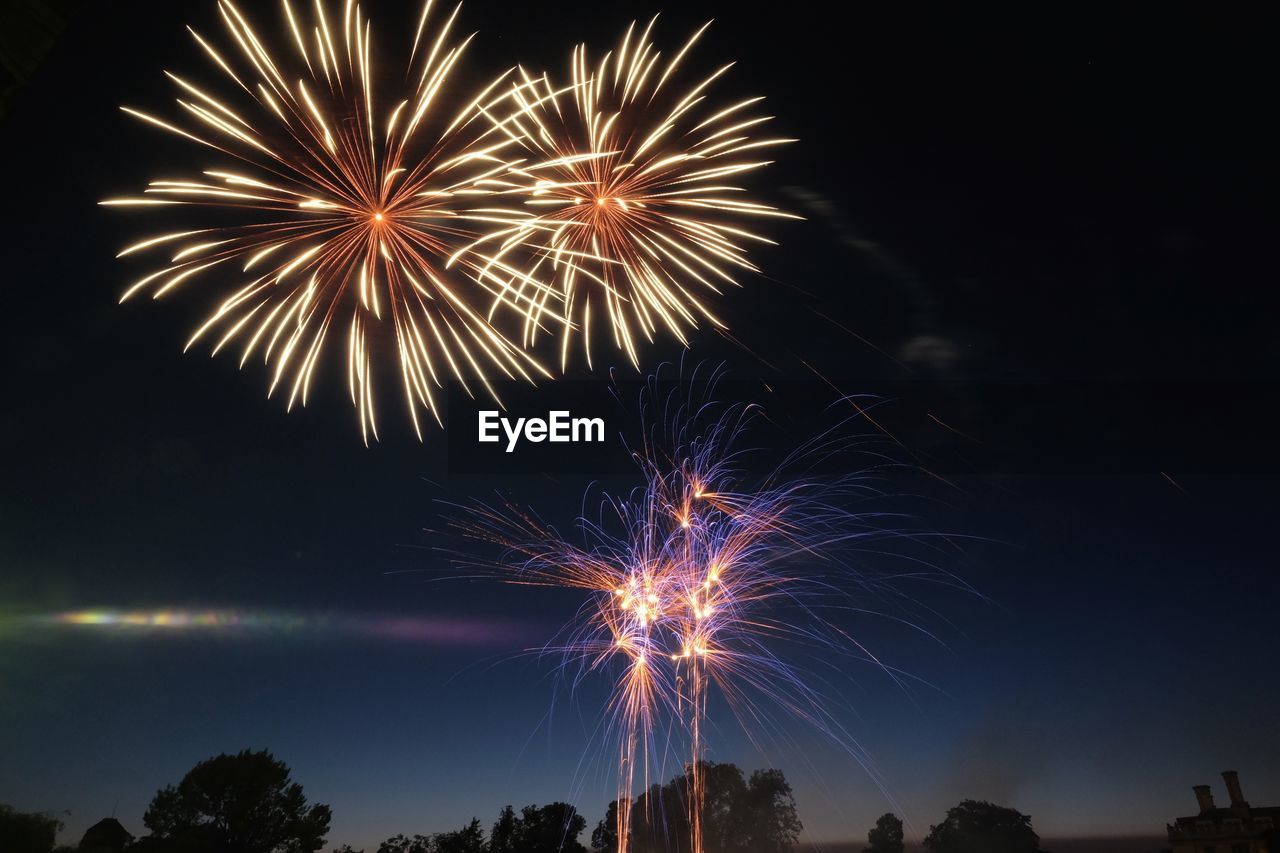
<box><xmin>102</xmin><ymin>0</ymin><xmax>560</xmax><ymax>442</ymax></box>
<box><xmin>463</xmin><ymin>18</ymin><xmax>799</xmax><ymax>371</ymax></box>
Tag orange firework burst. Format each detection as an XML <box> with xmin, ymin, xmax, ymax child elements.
<box><xmin>102</xmin><ymin>1</ymin><xmax>558</xmax><ymax>442</ymax></box>
<box><xmin>464</xmin><ymin>18</ymin><xmax>799</xmax><ymax>370</ymax></box>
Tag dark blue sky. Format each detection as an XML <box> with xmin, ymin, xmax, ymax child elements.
<box><xmin>2</xmin><ymin>0</ymin><xmax>1277</xmax><ymax>849</ymax></box>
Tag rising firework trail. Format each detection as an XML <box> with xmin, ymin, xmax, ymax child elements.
<box><xmin>459</xmin><ymin>371</ymin><xmax>955</xmax><ymax>853</ymax></box>
<box><xmin>461</xmin><ymin>19</ymin><xmax>799</xmax><ymax>372</ymax></box>
<box><xmin>102</xmin><ymin>0</ymin><xmax>560</xmax><ymax>442</ymax></box>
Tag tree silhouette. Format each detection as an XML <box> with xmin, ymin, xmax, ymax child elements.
<box><xmin>375</xmin><ymin>835</ymin><xmax>431</xmax><ymax>853</ymax></box>
<box><xmin>0</xmin><ymin>804</ymin><xmax>62</xmax><ymax>853</ymax></box>
<box><xmin>590</xmin><ymin>801</ymin><xmax>620</xmax><ymax>852</ymax></box>
<box><xmin>864</xmin><ymin>813</ymin><xmax>904</xmax><ymax>853</ymax></box>
<box><xmin>599</xmin><ymin>763</ymin><xmax>801</xmax><ymax>853</ymax></box>
<box><xmin>740</xmin><ymin>769</ymin><xmax>802</xmax><ymax>853</ymax></box>
<box><xmin>141</xmin><ymin>749</ymin><xmax>331</xmax><ymax>853</ymax></box>
<box><xmin>379</xmin><ymin>806</ymin><xmax>583</xmax><ymax>853</ymax></box>
<box><xmin>488</xmin><ymin>807</ymin><xmax>518</xmax><ymax>853</ymax></box>
<box><xmin>625</xmin><ymin>782</ymin><xmax>674</xmax><ymax>853</ymax></box>
<box><xmin>431</xmin><ymin>819</ymin><xmax>484</xmax><ymax>853</ymax></box>
<box><xmin>695</xmin><ymin>763</ymin><xmax>749</xmax><ymax>853</ymax></box>
<box><xmin>514</xmin><ymin>803</ymin><xmax>588</xmax><ymax>853</ymax></box>
<box><xmin>923</xmin><ymin>800</ymin><xmax>1047</xmax><ymax>853</ymax></box>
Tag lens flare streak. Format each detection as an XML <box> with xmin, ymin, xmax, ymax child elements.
<box><xmin>18</xmin><ymin>608</ymin><xmax>527</xmax><ymax>645</ymax></box>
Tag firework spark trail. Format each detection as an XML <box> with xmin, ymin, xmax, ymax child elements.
<box><xmin>459</xmin><ymin>371</ymin><xmax>959</xmax><ymax>853</ymax></box>
<box><xmin>458</xmin><ymin>19</ymin><xmax>799</xmax><ymax>372</ymax></box>
<box><xmin>102</xmin><ymin>0</ymin><xmax>564</xmax><ymax>443</ymax></box>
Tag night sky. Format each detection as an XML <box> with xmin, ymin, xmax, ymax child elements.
<box><xmin>2</xmin><ymin>1</ymin><xmax>1278</xmax><ymax>850</ymax></box>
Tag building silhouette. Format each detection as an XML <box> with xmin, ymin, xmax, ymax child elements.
<box><xmin>78</xmin><ymin>817</ymin><xmax>133</xmax><ymax>853</ymax></box>
<box><xmin>1168</xmin><ymin>771</ymin><xmax>1279</xmax><ymax>853</ymax></box>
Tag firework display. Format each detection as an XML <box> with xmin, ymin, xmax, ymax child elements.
<box><xmin>11</xmin><ymin>0</ymin><xmax>1238</xmax><ymax>846</ymax></box>
<box><xmin>465</xmin><ymin>19</ymin><xmax>797</xmax><ymax>370</ymax></box>
<box><xmin>463</xmin><ymin>384</ymin><xmax>922</xmax><ymax>853</ymax></box>
<box><xmin>103</xmin><ymin>0</ymin><xmax>558</xmax><ymax>443</ymax></box>
<box><xmin>104</xmin><ymin>4</ymin><xmax>791</xmax><ymax>440</ymax></box>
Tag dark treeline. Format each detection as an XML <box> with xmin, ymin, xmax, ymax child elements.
<box><xmin>591</xmin><ymin>762</ymin><xmax>800</xmax><ymax>853</ymax></box>
<box><xmin>2</xmin><ymin>749</ymin><xmax>1055</xmax><ymax>853</ymax></box>
<box><xmin>367</xmin><ymin>802</ymin><xmax>586</xmax><ymax>853</ymax></box>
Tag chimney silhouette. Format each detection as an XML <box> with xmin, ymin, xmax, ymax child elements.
<box><xmin>1193</xmin><ymin>784</ymin><xmax>1216</xmax><ymax>813</ymax></box>
<box><xmin>1222</xmin><ymin>771</ymin><xmax>1249</xmax><ymax>808</ymax></box>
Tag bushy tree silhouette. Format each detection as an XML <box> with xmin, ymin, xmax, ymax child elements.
<box><xmin>513</xmin><ymin>803</ymin><xmax>587</xmax><ymax>853</ymax></box>
<box><xmin>922</xmin><ymin>800</ymin><xmax>1046</xmax><ymax>853</ymax></box>
<box><xmin>487</xmin><ymin>806</ymin><xmax>518</xmax><ymax>853</ymax></box>
<box><xmin>740</xmin><ymin>769</ymin><xmax>802</xmax><ymax>853</ymax></box>
<box><xmin>431</xmin><ymin>819</ymin><xmax>484</xmax><ymax>853</ymax></box>
<box><xmin>864</xmin><ymin>813</ymin><xmax>904</xmax><ymax>853</ymax></box>
<box><xmin>590</xmin><ymin>801</ymin><xmax>619</xmax><ymax>852</ymax></box>
<box><xmin>378</xmin><ymin>804</ymin><xmax>585</xmax><ymax>853</ymax></box>
<box><xmin>0</xmin><ymin>804</ymin><xmax>62</xmax><ymax>853</ymax></box>
<box><xmin>140</xmin><ymin>749</ymin><xmax>331</xmax><ymax>853</ymax></box>
<box><xmin>375</xmin><ymin>835</ymin><xmax>431</xmax><ymax>853</ymax></box>
<box><xmin>595</xmin><ymin>763</ymin><xmax>801</xmax><ymax>853</ymax></box>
